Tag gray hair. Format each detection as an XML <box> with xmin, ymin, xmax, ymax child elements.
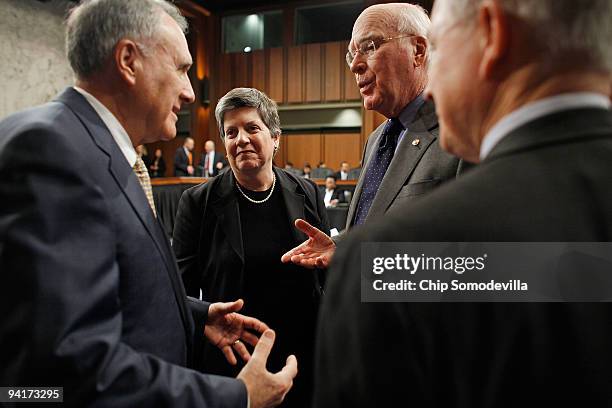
<box><xmin>66</xmin><ymin>0</ymin><xmax>188</xmax><ymax>79</ymax></box>
<box><xmin>444</xmin><ymin>0</ymin><xmax>612</xmax><ymax>71</ymax></box>
<box><xmin>395</xmin><ymin>4</ymin><xmax>430</xmax><ymax>38</ymax></box>
<box><xmin>363</xmin><ymin>3</ymin><xmax>431</xmax><ymax>66</ymax></box>
<box><xmin>215</xmin><ymin>88</ymin><xmax>282</xmax><ymax>139</ymax></box>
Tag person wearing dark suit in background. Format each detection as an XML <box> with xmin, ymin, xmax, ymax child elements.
<box><xmin>282</xmin><ymin>3</ymin><xmax>464</xmax><ymax>269</ymax></box>
<box><xmin>173</xmin><ymin>88</ymin><xmax>329</xmax><ymax>408</ymax></box>
<box><xmin>302</xmin><ymin>163</ymin><xmax>312</xmax><ymax>179</ymax></box>
<box><xmin>333</xmin><ymin>161</ymin><xmax>350</xmax><ymax>181</ymax></box>
<box><xmin>149</xmin><ymin>147</ymin><xmax>167</xmax><ymax>177</ymax></box>
<box><xmin>0</xmin><ymin>1</ymin><xmax>297</xmax><ymax>407</ymax></box>
<box><xmin>322</xmin><ymin>175</ymin><xmax>344</xmax><ymax>208</ymax></box>
<box><xmin>200</xmin><ymin>139</ymin><xmax>226</xmax><ymax>177</ymax></box>
<box><xmin>174</xmin><ymin>136</ymin><xmax>194</xmax><ymax>176</ymax></box>
<box><xmin>315</xmin><ymin>0</ymin><xmax>612</xmax><ymax>407</ymax></box>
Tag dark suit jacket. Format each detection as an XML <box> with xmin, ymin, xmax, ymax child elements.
<box><xmin>172</xmin><ymin>168</ymin><xmax>330</xmax><ymax>302</ymax></box>
<box><xmin>345</xmin><ymin>100</ymin><xmax>463</xmax><ymax>228</ymax></box>
<box><xmin>174</xmin><ymin>146</ymin><xmax>192</xmax><ymax>176</ymax></box>
<box><xmin>0</xmin><ymin>88</ymin><xmax>246</xmax><ymax>407</ymax></box>
<box><xmin>319</xmin><ymin>187</ymin><xmax>345</xmax><ymax>205</ymax></box>
<box><xmin>315</xmin><ymin>108</ymin><xmax>612</xmax><ymax>407</ymax></box>
<box><xmin>333</xmin><ymin>170</ymin><xmax>350</xmax><ymax>181</ymax></box>
<box><xmin>200</xmin><ymin>151</ymin><xmax>226</xmax><ymax>177</ymax></box>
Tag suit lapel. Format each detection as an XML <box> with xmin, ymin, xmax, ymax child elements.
<box><xmin>210</xmin><ymin>171</ymin><xmax>244</xmax><ymax>264</ymax></box>
<box><xmin>354</xmin><ymin>100</ymin><xmax>440</xmax><ymax>224</ymax></box>
<box><xmin>57</xmin><ymin>88</ymin><xmax>192</xmax><ymax>334</ymax></box>
<box><xmin>277</xmin><ymin>170</ymin><xmax>308</xmax><ymax>245</ymax></box>
<box><xmin>366</xmin><ymin>131</ymin><xmax>435</xmax><ymax>219</ymax></box>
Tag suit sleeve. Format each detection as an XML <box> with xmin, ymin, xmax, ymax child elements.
<box><xmin>175</xmin><ymin>149</ymin><xmax>188</xmax><ymax>174</ymax></box>
<box><xmin>0</xmin><ymin>128</ymin><xmax>246</xmax><ymax>408</ymax></box>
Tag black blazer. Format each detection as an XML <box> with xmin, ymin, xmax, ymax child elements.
<box><xmin>173</xmin><ymin>168</ymin><xmax>330</xmax><ymax>303</ymax></box>
<box><xmin>315</xmin><ymin>108</ymin><xmax>612</xmax><ymax>407</ymax></box>
<box><xmin>174</xmin><ymin>146</ymin><xmax>191</xmax><ymax>176</ymax></box>
<box><xmin>0</xmin><ymin>88</ymin><xmax>246</xmax><ymax>407</ymax></box>
<box><xmin>320</xmin><ymin>187</ymin><xmax>346</xmax><ymax>205</ymax></box>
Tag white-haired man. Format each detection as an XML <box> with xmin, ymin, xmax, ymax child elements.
<box><xmin>315</xmin><ymin>0</ymin><xmax>612</xmax><ymax>406</ymax></box>
<box><xmin>0</xmin><ymin>1</ymin><xmax>296</xmax><ymax>407</ymax></box>
<box><xmin>282</xmin><ymin>3</ymin><xmax>464</xmax><ymax>268</ymax></box>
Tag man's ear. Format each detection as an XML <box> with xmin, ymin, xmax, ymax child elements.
<box><xmin>478</xmin><ymin>0</ymin><xmax>509</xmax><ymax>79</ymax></box>
<box><xmin>413</xmin><ymin>36</ymin><xmax>428</xmax><ymax>67</ymax></box>
<box><xmin>114</xmin><ymin>39</ymin><xmax>141</xmax><ymax>86</ymax></box>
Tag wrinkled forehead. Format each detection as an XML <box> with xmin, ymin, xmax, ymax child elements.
<box><xmin>156</xmin><ymin>13</ymin><xmax>192</xmax><ymax>61</ymax></box>
<box><xmin>350</xmin><ymin>10</ymin><xmax>395</xmax><ymax>47</ymax></box>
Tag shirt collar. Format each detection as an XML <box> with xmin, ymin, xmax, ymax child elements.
<box><xmin>73</xmin><ymin>86</ymin><xmax>138</xmax><ymax>167</ymax></box>
<box><xmin>480</xmin><ymin>92</ymin><xmax>611</xmax><ymax>161</ymax></box>
<box><xmin>397</xmin><ymin>92</ymin><xmax>426</xmax><ymax>130</ymax></box>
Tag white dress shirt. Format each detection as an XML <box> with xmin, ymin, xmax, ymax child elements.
<box><xmin>324</xmin><ymin>189</ymin><xmax>335</xmax><ymax>207</ymax></box>
<box><xmin>204</xmin><ymin>151</ymin><xmax>214</xmax><ymax>176</ymax></box>
<box><xmin>480</xmin><ymin>92</ymin><xmax>611</xmax><ymax>161</ymax></box>
<box><xmin>73</xmin><ymin>86</ymin><xmax>137</xmax><ymax>167</ymax></box>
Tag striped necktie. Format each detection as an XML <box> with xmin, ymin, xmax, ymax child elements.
<box><xmin>133</xmin><ymin>156</ymin><xmax>157</xmax><ymax>217</ymax></box>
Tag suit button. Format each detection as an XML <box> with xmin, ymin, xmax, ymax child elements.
<box><xmin>412</xmin><ymin>139</ymin><xmax>420</xmax><ymax>146</ymax></box>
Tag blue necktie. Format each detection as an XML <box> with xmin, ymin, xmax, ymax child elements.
<box><xmin>353</xmin><ymin>118</ymin><xmax>404</xmax><ymax>226</ymax></box>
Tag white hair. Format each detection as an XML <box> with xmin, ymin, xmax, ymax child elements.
<box><xmin>396</xmin><ymin>3</ymin><xmax>430</xmax><ymax>38</ymax></box>
<box><xmin>445</xmin><ymin>0</ymin><xmax>612</xmax><ymax>71</ymax></box>
<box><xmin>66</xmin><ymin>0</ymin><xmax>188</xmax><ymax>79</ymax></box>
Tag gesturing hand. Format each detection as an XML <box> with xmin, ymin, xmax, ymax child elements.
<box><xmin>281</xmin><ymin>219</ymin><xmax>336</xmax><ymax>269</ymax></box>
<box><xmin>238</xmin><ymin>330</ymin><xmax>298</xmax><ymax>408</ymax></box>
<box><xmin>205</xmin><ymin>299</ymin><xmax>269</xmax><ymax>365</ymax></box>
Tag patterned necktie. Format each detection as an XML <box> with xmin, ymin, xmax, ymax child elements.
<box><xmin>133</xmin><ymin>156</ymin><xmax>157</xmax><ymax>217</ymax></box>
<box><xmin>353</xmin><ymin>118</ymin><xmax>404</xmax><ymax>225</ymax></box>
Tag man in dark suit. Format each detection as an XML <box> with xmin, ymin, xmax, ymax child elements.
<box><xmin>321</xmin><ymin>175</ymin><xmax>345</xmax><ymax>208</ymax></box>
<box><xmin>0</xmin><ymin>1</ymin><xmax>296</xmax><ymax>407</ymax></box>
<box><xmin>333</xmin><ymin>161</ymin><xmax>350</xmax><ymax>181</ymax></box>
<box><xmin>282</xmin><ymin>3</ymin><xmax>463</xmax><ymax>268</ymax></box>
<box><xmin>200</xmin><ymin>139</ymin><xmax>226</xmax><ymax>177</ymax></box>
<box><xmin>174</xmin><ymin>136</ymin><xmax>195</xmax><ymax>176</ymax></box>
<box><xmin>314</xmin><ymin>0</ymin><xmax>612</xmax><ymax>406</ymax></box>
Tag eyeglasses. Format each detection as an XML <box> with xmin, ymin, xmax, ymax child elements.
<box><xmin>345</xmin><ymin>34</ymin><xmax>415</xmax><ymax>66</ymax></box>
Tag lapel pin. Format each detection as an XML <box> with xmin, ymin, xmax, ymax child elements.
<box><xmin>412</xmin><ymin>139</ymin><xmax>420</xmax><ymax>146</ymax></box>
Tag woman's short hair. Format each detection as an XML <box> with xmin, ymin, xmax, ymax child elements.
<box><xmin>215</xmin><ymin>88</ymin><xmax>281</xmax><ymax>139</ymax></box>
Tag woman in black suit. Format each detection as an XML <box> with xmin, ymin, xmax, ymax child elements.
<box><xmin>172</xmin><ymin>88</ymin><xmax>329</xmax><ymax>408</ymax></box>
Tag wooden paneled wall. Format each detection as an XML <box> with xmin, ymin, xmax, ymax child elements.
<box><xmin>214</xmin><ymin>41</ymin><xmax>360</xmax><ymax>106</ymax></box>
<box><xmin>282</xmin><ymin>132</ymin><xmax>362</xmax><ymax>171</ymax></box>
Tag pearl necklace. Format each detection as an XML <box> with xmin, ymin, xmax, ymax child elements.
<box><xmin>235</xmin><ymin>173</ymin><xmax>276</xmax><ymax>204</ymax></box>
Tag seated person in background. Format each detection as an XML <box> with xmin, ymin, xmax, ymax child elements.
<box><xmin>174</xmin><ymin>136</ymin><xmax>194</xmax><ymax>176</ymax></box>
<box><xmin>173</xmin><ymin>87</ymin><xmax>330</xmax><ymax>408</ymax></box>
<box><xmin>200</xmin><ymin>139</ymin><xmax>226</xmax><ymax>177</ymax></box>
<box><xmin>149</xmin><ymin>148</ymin><xmax>166</xmax><ymax>178</ymax></box>
<box><xmin>334</xmin><ymin>161</ymin><xmax>350</xmax><ymax>180</ymax></box>
<box><xmin>323</xmin><ymin>175</ymin><xmax>344</xmax><ymax>208</ymax></box>
<box><xmin>302</xmin><ymin>163</ymin><xmax>312</xmax><ymax>179</ymax></box>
